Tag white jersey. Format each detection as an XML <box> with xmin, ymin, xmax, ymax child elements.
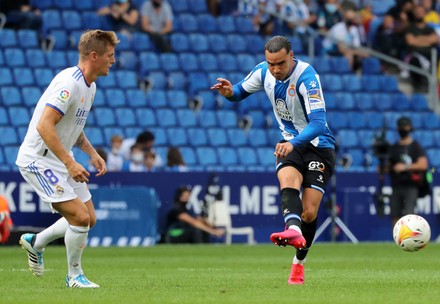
<box><xmin>16</xmin><ymin>66</ymin><xmax>96</xmax><ymax>173</ymax></box>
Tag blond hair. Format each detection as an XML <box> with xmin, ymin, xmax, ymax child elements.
<box><xmin>78</xmin><ymin>30</ymin><xmax>120</xmax><ymax>61</ymax></box>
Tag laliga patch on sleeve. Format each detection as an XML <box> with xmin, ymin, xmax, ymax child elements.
<box><xmin>308</xmin><ymin>89</ymin><xmax>324</xmax><ymax>110</ymax></box>
<box><xmin>56</xmin><ymin>89</ymin><xmax>71</xmax><ymax>104</ymax></box>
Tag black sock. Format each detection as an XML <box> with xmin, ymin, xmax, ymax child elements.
<box><xmin>281</xmin><ymin>188</ymin><xmax>303</xmax><ymax>228</ymax></box>
<box><xmin>296</xmin><ymin>219</ymin><xmax>317</xmax><ymax>260</ymax></box>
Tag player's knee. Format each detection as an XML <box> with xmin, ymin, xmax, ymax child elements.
<box><xmin>75</xmin><ymin>212</ymin><xmax>91</xmax><ymax>227</ymax></box>
<box><xmin>301</xmin><ymin>208</ymin><xmax>317</xmax><ymax>223</ymax></box>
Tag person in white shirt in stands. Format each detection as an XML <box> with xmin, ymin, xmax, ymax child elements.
<box><xmin>15</xmin><ymin>30</ymin><xmax>119</xmax><ymax>288</ymax></box>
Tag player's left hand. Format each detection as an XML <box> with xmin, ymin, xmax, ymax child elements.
<box><xmin>274</xmin><ymin>142</ymin><xmax>293</xmax><ymax>158</ymax></box>
<box><xmin>91</xmin><ymin>154</ymin><xmax>107</xmax><ymax>177</ymax></box>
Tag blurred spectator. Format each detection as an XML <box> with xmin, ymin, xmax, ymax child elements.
<box><xmin>0</xmin><ymin>195</ymin><xmax>13</xmax><ymax>244</ymax></box>
<box><xmin>386</xmin><ymin>0</ymin><xmax>415</xmax><ymax>36</ymax></box>
<box><xmin>144</xmin><ymin>150</ymin><xmax>157</xmax><ymax>172</ymax></box>
<box><xmin>120</xmin><ymin>130</ymin><xmax>163</xmax><ymax>167</ymax></box>
<box><xmin>0</xmin><ymin>0</ymin><xmax>42</xmax><ymax>30</ymax></box>
<box><xmin>122</xmin><ymin>144</ymin><xmax>146</xmax><ymax>172</ymax></box>
<box><xmin>107</xmin><ymin>135</ymin><xmax>125</xmax><ymax>172</ymax></box>
<box><xmin>314</xmin><ymin>0</ymin><xmax>342</xmax><ymax>34</ymax></box>
<box><xmin>422</xmin><ymin>0</ymin><xmax>440</xmax><ymax>25</ymax></box>
<box><xmin>97</xmin><ymin>0</ymin><xmax>140</xmax><ymax>35</ymax></box>
<box><xmin>163</xmin><ymin>186</ymin><xmax>225</xmax><ymax>244</ymax></box>
<box><xmin>323</xmin><ymin>9</ymin><xmax>368</xmax><ymax>71</ymax></box>
<box><xmin>166</xmin><ymin>146</ymin><xmax>188</xmax><ymax>172</ymax></box>
<box><xmin>140</xmin><ymin>0</ymin><xmax>173</xmax><ymax>53</ymax></box>
<box><xmin>252</xmin><ymin>0</ymin><xmax>278</xmax><ymax>36</ymax></box>
<box><xmin>359</xmin><ymin>2</ymin><xmax>375</xmax><ymax>35</ymax></box>
<box><xmin>373</xmin><ymin>14</ymin><xmax>402</xmax><ymax>71</ymax></box>
<box><xmin>402</xmin><ymin>4</ymin><xmax>439</xmax><ymax>92</ymax></box>
<box><xmin>207</xmin><ymin>0</ymin><xmax>221</xmax><ymax>16</ymax></box>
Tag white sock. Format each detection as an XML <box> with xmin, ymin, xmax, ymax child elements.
<box><xmin>65</xmin><ymin>225</ymin><xmax>89</xmax><ymax>278</ymax></box>
<box><xmin>293</xmin><ymin>256</ymin><xmax>306</xmax><ymax>265</ymax></box>
<box><xmin>288</xmin><ymin>225</ymin><xmax>302</xmax><ymax>234</ymax></box>
<box><xmin>34</xmin><ymin>217</ymin><xmax>69</xmax><ymax>252</ymax></box>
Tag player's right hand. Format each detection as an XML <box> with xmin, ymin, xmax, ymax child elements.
<box><xmin>210</xmin><ymin>78</ymin><xmax>233</xmax><ymax>98</ymax></box>
<box><xmin>67</xmin><ymin>162</ymin><xmax>90</xmax><ymax>183</ymax></box>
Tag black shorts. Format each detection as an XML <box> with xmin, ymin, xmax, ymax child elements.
<box><xmin>276</xmin><ymin>143</ymin><xmax>336</xmax><ymax>193</ymax></box>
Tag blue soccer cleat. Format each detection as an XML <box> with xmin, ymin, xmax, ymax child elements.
<box><xmin>19</xmin><ymin>233</ymin><xmax>44</xmax><ymax>277</ymax></box>
<box><xmin>66</xmin><ymin>274</ymin><xmax>100</xmax><ymax>288</ymax></box>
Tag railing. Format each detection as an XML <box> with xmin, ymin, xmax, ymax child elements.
<box><xmin>0</xmin><ymin>13</ymin><xmax>6</xmax><ymax>30</ymax></box>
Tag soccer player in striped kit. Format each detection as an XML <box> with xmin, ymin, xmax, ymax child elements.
<box><xmin>16</xmin><ymin>30</ymin><xmax>119</xmax><ymax>288</ymax></box>
<box><xmin>211</xmin><ymin>36</ymin><xmax>336</xmax><ymax>284</ymax></box>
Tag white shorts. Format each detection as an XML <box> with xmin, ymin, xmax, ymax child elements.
<box><xmin>18</xmin><ymin>161</ymin><xmax>92</xmax><ymax>209</ymax></box>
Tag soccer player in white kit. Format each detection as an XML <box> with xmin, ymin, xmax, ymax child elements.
<box><xmin>16</xmin><ymin>30</ymin><xmax>119</xmax><ymax>288</ymax></box>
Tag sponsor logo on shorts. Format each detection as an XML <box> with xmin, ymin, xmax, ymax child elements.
<box><xmin>317</xmin><ymin>175</ymin><xmax>324</xmax><ymax>183</ymax></box>
<box><xmin>308</xmin><ymin>161</ymin><xmax>325</xmax><ymax>172</ymax></box>
<box><xmin>56</xmin><ymin>185</ymin><xmax>64</xmax><ymax>195</ymax></box>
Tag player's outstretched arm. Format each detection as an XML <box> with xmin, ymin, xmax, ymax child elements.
<box><xmin>210</xmin><ymin>78</ymin><xmax>234</xmax><ymax>98</ymax></box>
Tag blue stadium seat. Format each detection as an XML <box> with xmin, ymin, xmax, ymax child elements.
<box><xmin>25</xmin><ymin>49</ymin><xmax>46</xmax><ymax>68</ymax></box>
<box><xmin>245</xmin><ymin>34</ymin><xmax>265</xmax><ymax>54</ymax></box>
<box><xmin>166</xmin><ymin>127</ymin><xmax>188</xmax><ymax>146</ymax></box>
<box><xmin>106</xmin><ymin>88</ymin><xmax>128</xmax><ymax>107</ymax></box>
<box><xmin>329</xmin><ymin>56</ymin><xmax>351</xmax><ymax>74</ymax></box>
<box><xmin>346</xmin><ymin>111</ymin><xmax>368</xmax><ymax>129</ymax></box>
<box><xmin>93</xmin><ymin>90</ymin><xmax>106</xmax><ymax>107</ymax></box>
<box><xmin>156</xmin><ymin>109</ymin><xmax>177</xmax><ymax>127</ymax></box>
<box><xmin>96</xmin><ymin>72</ymin><xmax>116</xmax><ymax>88</ymax></box>
<box><xmin>197</xmin><ymin>14</ymin><xmax>218</xmax><ymax>33</ymax></box>
<box><xmin>17</xmin><ymin>29</ymin><xmax>39</xmax><ymax>49</ymax></box>
<box><xmin>188</xmin><ymin>72</ymin><xmax>209</xmax><ymax>94</ymax></box>
<box><xmin>324</xmin><ymin>92</ymin><xmax>336</xmax><ymax>110</ymax></box>
<box><xmin>115</xmin><ymin>108</ymin><xmax>136</xmax><ymax>127</ymax></box>
<box><xmin>187</xmin><ymin>128</ymin><xmax>208</xmax><ymax>146</ymax></box>
<box><xmin>337</xmin><ymin>129</ymin><xmax>358</xmax><ymax>148</ymax></box>
<box><xmin>131</xmin><ymin>32</ymin><xmax>153</xmax><ymax>53</ymax></box>
<box><xmin>196</xmin><ymin>147</ymin><xmax>218</xmax><ymax>166</ymax></box>
<box><xmin>170</xmin><ymin>33</ymin><xmax>190</xmax><ymax>53</ymax></box>
<box><xmin>178</xmin><ymin>14</ymin><xmax>199</xmax><ymax>33</ymax></box>
<box><xmin>226</xmin><ymin>34</ymin><xmax>248</xmax><ymax>54</ymax></box>
<box><xmin>357</xmin><ymin>129</ymin><xmax>376</xmax><ymax>150</ymax></box>
<box><xmin>361</xmin><ymin>57</ymin><xmax>382</xmax><ymax>74</ymax></box>
<box><xmin>427</xmin><ymin>148</ymin><xmax>440</xmax><ymax>168</ymax></box>
<box><xmin>189</xmin><ymin>33</ymin><xmax>209</xmax><ymax>53</ymax></box>
<box><xmin>139</xmin><ymin>52</ymin><xmax>160</xmax><ymax>76</ymax></box>
<box><xmin>124</xmin><ymin>127</ymin><xmax>143</xmax><ymax>139</ymax></box>
<box><xmin>312</xmin><ymin>57</ymin><xmax>332</xmax><ymax>74</ymax></box>
<box><xmin>235</xmin><ymin>16</ymin><xmax>255</xmax><ymax>34</ymax></box>
<box><xmin>85</xmin><ymin>127</ymin><xmax>105</xmax><ymax>146</ymax></box>
<box><xmin>115</xmin><ymin>70</ymin><xmax>138</xmax><ymax>89</ymax></box>
<box><xmin>178</xmin><ymin>53</ymin><xmax>199</xmax><ymax>73</ymax></box>
<box><xmin>17</xmin><ymin>126</ymin><xmax>28</xmax><ymax>142</ymax></box>
<box><xmin>1</xmin><ymin>87</ymin><xmax>22</xmax><ymax>106</ymax></box>
<box><xmin>227</xmin><ymin>72</ymin><xmax>245</xmax><ymax>86</ymax></box>
<box><xmin>227</xmin><ymin>128</ymin><xmax>248</xmax><ymax>147</ymax></box>
<box><xmin>94</xmin><ymin>108</ymin><xmax>116</xmax><ymax>127</ymax></box>
<box><xmin>168</xmin><ymin>72</ymin><xmax>187</xmax><ymax>90</ymax></box>
<box><xmin>216</xmin><ymin>110</ymin><xmax>237</xmax><ymax>128</ymax></box>
<box><xmin>379</xmin><ymin>75</ymin><xmax>399</xmax><ymax>93</ymax></box>
<box><xmin>341</xmin><ymin>74</ymin><xmax>362</xmax><ymax>92</ymax></box>
<box><xmin>289</xmin><ymin>36</ymin><xmax>304</xmax><ymax>55</ymax></box>
<box><xmin>53</xmin><ymin>0</ymin><xmax>73</xmax><ymax>9</ymax></box>
<box><xmin>168</xmin><ymin>0</ymin><xmax>189</xmax><ymax>13</ymax></box>
<box><xmin>42</xmin><ymin>10</ymin><xmax>62</xmax><ymax>34</ymax></box>
<box><xmin>189</xmin><ymin>0</ymin><xmax>208</xmax><ymax>13</ymax></box>
<box><xmin>0</xmin><ymin>29</ymin><xmax>17</xmax><ymax>48</ymax></box>
<box><xmin>73</xmin><ymin>0</ymin><xmax>95</xmax><ymax>10</ymax></box>
<box><xmin>0</xmin><ymin>50</ymin><xmax>3</xmax><ymax>66</ymax></box>
<box><xmin>336</xmin><ymin>92</ymin><xmax>356</xmax><ymax>110</ymax></box>
<box><xmin>82</xmin><ymin>11</ymin><xmax>101</xmax><ymax>29</ymax></box>
<box><xmin>62</xmin><ymin>10</ymin><xmax>82</xmax><ymax>32</ymax></box>
<box><xmin>207</xmin><ymin>34</ymin><xmax>228</xmax><ymax>54</ymax></box>
<box><xmin>0</xmin><ymin>127</ymin><xmax>18</xmax><ymax>146</ymax></box>
<box><xmin>146</xmin><ymin>71</ymin><xmax>168</xmax><ymax>90</ymax></box>
<box><xmin>236</xmin><ymin>54</ymin><xmax>256</xmax><ymax>74</ymax></box>
<box><xmin>373</xmin><ymin>93</ymin><xmax>394</xmax><ymax>111</ymax></box>
<box><xmin>102</xmin><ymin>127</ymin><xmax>125</xmax><ymax>144</ymax></box>
<box><xmin>257</xmin><ymin>147</ymin><xmax>275</xmax><ymax>168</ymax></box>
<box><xmin>266</xmin><ymin>128</ymin><xmax>282</xmax><ymax>144</ymax></box>
<box><xmin>346</xmin><ymin>149</ymin><xmax>365</xmax><ymax>167</ymax></box>
<box><xmin>408</xmin><ymin>112</ymin><xmax>423</xmax><ymax>129</ymax></box>
<box><xmin>206</xmin><ymin>128</ymin><xmax>228</xmax><ymax>146</ymax></box>
<box><xmin>66</xmin><ymin>50</ymin><xmax>79</xmax><ymax>66</ymax></box>
<box><xmin>0</xmin><ymin>68</ymin><xmax>13</xmax><ymax>87</ymax></box>
<box><xmin>247</xmin><ymin>128</ymin><xmax>269</xmax><ymax>147</ymax></box>
<box><xmin>13</xmin><ymin>68</ymin><xmax>34</xmax><ymax>87</ymax></box>
<box><xmin>198</xmin><ymin>53</ymin><xmax>218</xmax><ymax>72</ymax></box>
<box><xmin>115</xmin><ymin>32</ymin><xmax>132</xmax><ymax>52</ymax></box>
<box><xmin>218</xmin><ymin>53</ymin><xmax>238</xmax><ymax>73</ymax></box>
<box><xmin>146</xmin><ymin>90</ymin><xmax>168</xmax><ymax>108</ymax></box>
<box><xmin>176</xmin><ymin>109</ymin><xmax>197</xmax><ymax>127</ymax></box>
<box><xmin>217</xmin><ymin>147</ymin><xmax>238</xmax><ymax>166</ymax></box>
<box><xmin>159</xmin><ymin>53</ymin><xmax>180</xmax><ymax>73</ymax></box>
<box><xmin>197</xmin><ymin>110</ymin><xmax>217</xmax><ymax>128</ymax></box>
<box><xmin>118</xmin><ymin>51</ymin><xmax>138</xmax><ymax>70</ymax></box>
<box><xmin>4</xmin><ymin>48</ymin><xmax>25</xmax><ymax>67</ymax></box>
<box><xmin>167</xmin><ymin>90</ymin><xmax>188</xmax><ymax>108</ymax></box>
<box><xmin>354</xmin><ymin>92</ymin><xmax>375</xmax><ymax>111</ymax></box>
<box><xmin>422</xmin><ymin>112</ymin><xmax>440</xmax><ymax>129</ymax></box>
<box><xmin>196</xmin><ymin>90</ymin><xmax>218</xmax><ymax>110</ymax></box>
<box><xmin>21</xmin><ymin>87</ymin><xmax>41</xmax><ymax>107</ymax></box>
<box><xmin>135</xmin><ymin>108</ymin><xmax>156</xmax><ymax>128</ymax></box>
<box><xmin>237</xmin><ymin>147</ymin><xmax>258</xmax><ymax>165</ymax></box>
<box><xmin>411</xmin><ymin>93</ymin><xmax>430</xmax><ymax>112</ymax></box>
<box><xmin>246</xmin><ymin>110</ymin><xmax>266</xmax><ymax>128</ymax></box>
<box><xmin>49</xmin><ymin>30</ymin><xmax>69</xmax><ymax>50</ymax></box>
<box><xmin>126</xmin><ymin>89</ymin><xmax>146</xmax><ymax>107</ymax></box>
<box><xmin>413</xmin><ymin>130</ymin><xmax>435</xmax><ymax>148</ymax></box>
<box><xmin>0</xmin><ymin>107</ymin><xmax>9</xmax><ymax>125</ymax></box>
<box><xmin>320</xmin><ymin>74</ymin><xmax>343</xmax><ymax>92</ymax></box>
<box><xmin>361</xmin><ymin>75</ymin><xmax>381</xmax><ymax>92</ymax></box>
<box><xmin>393</xmin><ymin>92</ymin><xmax>411</xmax><ymax>111</ymax></box>
<box><xmin>327</xmin><ymin>112</ymin><xmax>348</xmax><ymax>130</ymax></box>
<box><xmin>3</xmin><ymin>146</ymin><xmax>19</xmax><ymax>167</ymax></box>
<box><xmin>216</xmin><ymin>15</ymin><xmax>236</xmax><ymax>34</ymax></box>
<box><xmin>46</xmin><ymin>50</ymin><xmax>67</xmax><ymax>69</ymax></box>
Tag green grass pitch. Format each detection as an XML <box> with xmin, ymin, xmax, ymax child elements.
<box><xmin>1</xmin><ymin>243</ymin><xmax>439</xmax><ymax>304</ymax></box>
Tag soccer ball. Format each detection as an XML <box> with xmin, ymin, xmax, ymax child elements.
<box><xmin>393</xmin><ymin>214</ymin><xmax>431</xmax><ymax>252</ymax></box>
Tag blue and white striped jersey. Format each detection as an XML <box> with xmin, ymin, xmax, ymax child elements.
<box><xmin>228</xmin><ymin>58</ymin><xmax>335</xmax><ymax>149</ymax></box>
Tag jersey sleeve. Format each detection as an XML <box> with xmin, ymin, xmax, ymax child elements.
<box><xmin>45</xmin><ymin>76</ymin><xmax>78</xmax><ymax>116</ymax></box>
<box><xmin>226</xmin><ymin>63</ymin><xmax>265</xmax><ymax>102</ymax></box>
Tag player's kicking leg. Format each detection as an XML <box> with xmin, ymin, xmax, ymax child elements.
<box><xmin>19</xmin><ymin>233</ymin><xmax>44</xmax><ymax>277</ymax></box>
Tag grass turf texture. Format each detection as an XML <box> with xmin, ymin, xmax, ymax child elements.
<box><xmin>1</xmin><ymin>243</ymin><xmax>439</xmax><ymax>304</ymax></box>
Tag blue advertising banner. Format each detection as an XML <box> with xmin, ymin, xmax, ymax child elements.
<box><xmin>1</xmin><ymin>171</ymin><xmax>439</xmax><ymax>244</ymax></box>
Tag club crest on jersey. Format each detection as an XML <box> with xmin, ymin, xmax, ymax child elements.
<box><xmin>57</xmin><ymin>89</ymin><xmax>70</xmax><ymax>104</ymax></box>
<box><xmin>288</xmin><ymin>84</ymin><xmax>296</xmax><ymax>97</ymax></box>
<box><xmin>275</xmin><ymin>98</ymin><xmax>292</xmax><ymax>120</ymax></box>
